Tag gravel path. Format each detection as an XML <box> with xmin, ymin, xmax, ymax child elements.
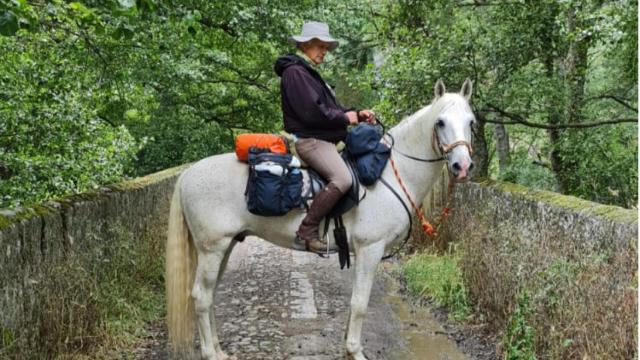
<box><xmin>131</xmin><ymin>237</ymin><xmax>497</xmax><ymax>359</ymax></box>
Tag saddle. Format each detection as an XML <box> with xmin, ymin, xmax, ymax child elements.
<box><xmin>244</xmin><ymin>124</ymin><xmax>390</xmax><ymax>268</ymax></box>
<box><xmin>302</xmin><ymin>123</ymin><xmax>390</xmax><ymax>217</ymax></box>
<box><xmin>300</xmin><ymin>152</ymin><xmax>361</xmax><ymax>269</ymax></box>
<box><xmin>303</xmin><ymin>152</ymin><xmax>363</xmax><ymax>218</ymax></box>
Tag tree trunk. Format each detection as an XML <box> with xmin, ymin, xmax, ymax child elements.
<box><xmin>493</xmin><ymin>123</ymin><xmax>510</xmax><ymax>172</ymax></box>
<box><xmin>0</xmin><ymin>161</ymin><xmax>11</xmax><ymax>180</ymax></box>
<box><xmin>472</xmin><ymin>114</ymin><xmax>489</xmax><ymax>179</ymax></box>
<box><xmin>549</xmin><ymin>4</ymin><xmax>591</xmax><ymax>193</ymax></box>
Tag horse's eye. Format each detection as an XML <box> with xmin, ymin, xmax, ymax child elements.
<box><xmin>436</xmin><ymin>119</ymin><xmax>445</xmax><ymax>128</ymax></box>
<box><xmin>470</xmin><ymin>119</ymin><xmax>476</xmax><ymax>127</ymax></box>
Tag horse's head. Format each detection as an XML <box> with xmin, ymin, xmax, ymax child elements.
<box><xmin>431</xmin><ymin>79</ymin><xmax>475</xmax><ymax>181</ymax></box>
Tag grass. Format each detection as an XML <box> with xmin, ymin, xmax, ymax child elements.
<box><xmin>402</xmin><ymin>251</ymin><xmax>470</xmax><ymax>321</ymax></box>
<box><xmin>458</xmin><ymin>220</ymin><xmax>637</xmax><ymax>359</ymax></box>
<box><xmin>93</xmin><ymin>226</ymin><xmax>165</xmax><ymax>352</ymax></box>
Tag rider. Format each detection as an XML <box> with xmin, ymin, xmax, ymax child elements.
<box><xmin>273</xmin><ymin>21</ymin><xmax>375</xmax><ymax>254</ymax></box>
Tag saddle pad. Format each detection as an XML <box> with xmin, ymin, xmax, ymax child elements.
<box><xmin>300</xmin><ymin>157</ymin><xmax>364</xmax><ymax>218</ymax></box>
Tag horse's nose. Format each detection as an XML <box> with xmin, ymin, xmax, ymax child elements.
<box><xmin>452</xmin><ymin>161</ymin><xmax>470</xmax><ymax>180</ymax></box>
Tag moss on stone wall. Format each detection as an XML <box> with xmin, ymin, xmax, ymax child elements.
<box><xmin>108</xmin><ymin>164</ymin><xmax>189</xmax><ymax>192</ymax></box>
<box><xmin>0</xmin><ymin>164</ymin><xmax>189</xmax><ymax>233</ymax></box>
<box><xmin>0</xmin><ymin>204</ymin><xmax>55</xmax><ymax>232</ymax></box>
<box><xmin>477</xmin><ymin>179</ymin><xmax>637</xmax><ymax>224</ymax></box>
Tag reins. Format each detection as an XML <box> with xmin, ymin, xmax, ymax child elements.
<box><xmin>377</xmin><ymin>117</ymin><xmax>471</xmax><ymax>260</ymax></box>
<box><xmin>380</xmin><ymin>154</ymin><xmax>455</xmax><ymax>260</ymax></box>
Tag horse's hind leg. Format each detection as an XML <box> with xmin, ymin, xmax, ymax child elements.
<box><xmin>210</xmin><ymin>240</ymin><xmax>237</xmax><ymax>359</ymax></box>
<box><xmin>191</xmin><ymin>237</ymin><xmax>235</xmax><ymax>360</ymax></box>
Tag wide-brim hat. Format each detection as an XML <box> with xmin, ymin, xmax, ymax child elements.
<box><xmin>288</xmin><ymin>21</ymin><xmax>339</xmax><ymax>51</ymax></box>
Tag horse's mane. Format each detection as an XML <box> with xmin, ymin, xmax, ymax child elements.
<box><xmin>391</xmin><ymin>93</ymin><xmax>465</xmax><ymax>134</ymax></box>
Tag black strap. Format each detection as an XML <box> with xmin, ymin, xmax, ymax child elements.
<box><xmin>333</xmin><ymin>216</ymin><xmax>350</xmax><ymax>269</ymax></box>
<box><xmin>379</xmin><ymin>176</ymin><xmax>413</xmax><ymax>260</ymax></box>
<box><xmin>384</xmin><ymin>132</ymin><xmax>445</xmax><ymax>163</ymax></box>
<box><xmin>374</xmin><ymin>115</ymin><xmax>444</xmax><ymax>163</ymax></box>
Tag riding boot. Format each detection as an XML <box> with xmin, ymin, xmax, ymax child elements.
<box><xmin>294</xmin><ymin>183</ymin><xmax>344</xmax><ymax>254</ymax></box>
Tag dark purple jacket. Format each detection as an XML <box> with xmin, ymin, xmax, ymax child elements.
<box><xmin>274</xmin><ymin>55</ymin><xmax>350</xmax><ymax>143</ymax></box>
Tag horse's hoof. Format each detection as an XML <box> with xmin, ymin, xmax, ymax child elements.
<box><xmin>346</xmin><ymin>351</ymin><xmax>368</xmax><ymax>360</ymax></box>
<box><xmin>217</xmin><ymin>352</ymin><xmax>237</xmax><ymax>360</ymax></box>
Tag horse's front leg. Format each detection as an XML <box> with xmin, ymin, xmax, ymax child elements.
<box><xmin>345</xmin><ymin>242</ymin><xmax>385</xmax><ymax>360</ymax></box>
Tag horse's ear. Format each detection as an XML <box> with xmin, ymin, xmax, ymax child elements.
<box><xmin>460</xmin><ymin>78</ymin><xmax>473</xmax><ymax>100</ymax></box>
<box><xmin>434</xmin><ymin>79</ymin><xmax>446</xmax><ymax>98</ymax></box>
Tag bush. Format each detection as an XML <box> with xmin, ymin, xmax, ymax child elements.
<box><xmin>503</xmin><ymin>291</ymin><xmax>537</xmax><ymax>360</ymax></box>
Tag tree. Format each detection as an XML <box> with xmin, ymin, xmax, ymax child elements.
<box><xmin>369</xmin><ymin>0</ymin><xmax>637</xmax><ymax>207</ymax></box>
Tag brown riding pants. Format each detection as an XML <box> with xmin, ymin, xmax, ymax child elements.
<box><xmin>295</xmin><ymin>138</ymin><xmax>352</xmax><ymax>194</ymax></box>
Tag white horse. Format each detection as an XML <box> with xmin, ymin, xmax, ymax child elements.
<box><xmin>165</xmin><ymin>79</ymin><xmax>475</xmax><ymax>360</ymax></box>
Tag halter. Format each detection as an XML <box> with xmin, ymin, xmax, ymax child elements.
<box><xmin>431</xmin><ymin>126</ymin><xmax>474</xmax><ymax>159</ymax></box>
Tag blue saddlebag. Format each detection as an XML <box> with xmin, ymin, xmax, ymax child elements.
<box><xmin>346</xmin><ymin>123</ymin><xmax>384</xmax><ymax>155</ymax></box>
<box><xmin>245</xmin><ymin>151</ymin><xmax>303</xmax><ymax>216</ymax></box>
<box><xmin>354</xmin><ymin>142</ymin><xmax>390</xmax><ymax>186</ymax></box>
<box><xmin>346</xmin><ymin>124</ymin><xmax>390</xmax><ymax>186</ymax></box>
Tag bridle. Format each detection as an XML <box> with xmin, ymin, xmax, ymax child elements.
<box><xmin>386</xmin><ymin>125</ymin><xmax>474</xmax><ymax>164</ymax></box>
<box><xmin>432</xmin><ymin>125</ymin><xmax>474</xmax><ymax>159</ymax></box>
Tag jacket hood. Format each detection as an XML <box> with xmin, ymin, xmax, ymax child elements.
<box><xmin>274</xmin><ymin>54</ymin><xmax>309</xmax><ymax>77</ymax></box>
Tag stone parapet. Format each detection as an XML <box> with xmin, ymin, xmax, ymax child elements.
<box><xmin>0</xmin><ymin>164</ymin><xmax>188</xmax><ymax>344</ymax></box>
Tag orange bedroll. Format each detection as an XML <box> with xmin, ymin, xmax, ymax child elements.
<box><xmin>235</xmin><ymin>133</ymin><xmax>288</xmax><ymax>162</ymax></box>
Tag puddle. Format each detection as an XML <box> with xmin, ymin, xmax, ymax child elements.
<box><xmin>384</xmin><ymin>276</ymin><xmax>467</xmax><ymax>360</ymax></box>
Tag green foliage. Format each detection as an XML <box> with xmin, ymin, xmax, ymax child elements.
<box><xmin>0</xmin><ymin>0</ymin><xmax>375</xmax><ymax>208</ymax></box>
<box><xmin>0</xmin><ymin>29</ymin><xmax>139</xmax><ymax>208</ymax></box>
<box><xmin>0</xmin><ymin>326</ymin><xmax>14</xmax><ymax>354</ymax></box>
<box><xmin>403</xmin><ymin>252</ymin><xmax>470</xmax><ymax>321</ymax></box>
<box><xmin>370</xmin><ymin>0</ymin><xmax>637</xmax><ymax>208</ymax></box>
<box><xmin>555</xmin><ymin>124</ymin><xmax>637</xmax><ymax>207</ymax></box>
<box><xmin>503</xmin><ymin>291</ymin><xmax>537</xmax><ymax>360</ymax></box>
<box><xmin>0</xmin><ymin>0</ymin><xmax>636</xmax><ymax>209</ymax></box>
<box><xmin>0</xmin><ymin>9</ymin><xmax>18</xmax><ymax>36</ymax></box>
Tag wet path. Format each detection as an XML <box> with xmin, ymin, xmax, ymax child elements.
<box><xmin>135</xmin><ymin>237</ymin><xmax>470</xmax><ymax>359</ymax></box>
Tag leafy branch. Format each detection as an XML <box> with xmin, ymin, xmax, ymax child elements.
<box><xmin>584</xmin><ymin>94</ymin><xmax>638</xmax><ymax>112</ymax></box>
<box><xmin>480</xmin><ymin>104</ymin><xmax>637</xmax><ymax>129</ymax></box>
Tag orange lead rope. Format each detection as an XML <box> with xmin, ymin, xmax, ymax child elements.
<box><xmin>388</xmin><ymin>154</ymin><xmax>454</xmax><ymax>238</ymax></box>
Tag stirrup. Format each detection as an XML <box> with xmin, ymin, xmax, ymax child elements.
<box><xmin>292</xmin><ymin>235</ymin><xmax>307</xmax><ymax>251</ymax></box>
<box><xmin>292</xmin><ymin>235</ymin><xmax>337</xmax><ymax>257</ymax></box>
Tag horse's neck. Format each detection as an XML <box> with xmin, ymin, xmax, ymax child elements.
<box><xmin>388</xmin><ymin>107</ymin><xmax>445</xmax><ymax>204</ymax></box>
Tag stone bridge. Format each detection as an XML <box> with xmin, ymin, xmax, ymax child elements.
<box><xmin>0</xmin><ymin>164</ymin><xmax>636</xmax><ymax>358</ymax></box>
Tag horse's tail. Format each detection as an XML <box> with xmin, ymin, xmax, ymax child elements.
<box><xmin>165</xmin><ymin>175</ymin><xmax>196</xmax><ymax>355</ymax></box>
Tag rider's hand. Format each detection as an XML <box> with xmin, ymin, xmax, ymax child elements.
<box><xmin>358</xmin><ymin>109</ymin><xmax>376</xmax><ymax>124</ymax></box>
<box><xmin>346</xmin><ymin>111</ymin><xmax>359</xmax><ymax>125</ymax></box>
